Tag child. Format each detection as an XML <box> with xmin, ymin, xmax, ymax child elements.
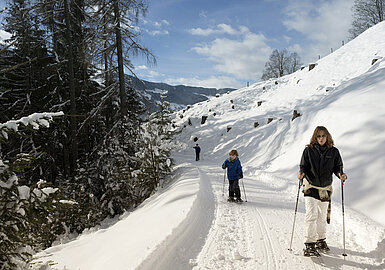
<box><xmin>222</xmin><ymin>149</ymin><xmax>243</xmax><ymax>203</ymax></box>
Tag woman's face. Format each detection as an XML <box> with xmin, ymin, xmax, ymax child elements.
<box><xmin>316</xmin><ymin>131</ymin><xmax>327</xmax><ymax>146</ymax></box>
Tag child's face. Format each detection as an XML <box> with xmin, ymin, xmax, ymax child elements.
<box><xmin>230</xmin><ymin>154</ymin><xmax>237</xmax><ymax>160</ymax></box>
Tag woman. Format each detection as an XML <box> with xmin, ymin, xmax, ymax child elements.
<box><xmin>297</xmin><ymin>126</ymin><xmax>347</xmax><ymax>257</ymax></box>
<box><xmin>222</xmin><ymin>149</ymin><xmax>243</xmax><ymax>203</ymax></box>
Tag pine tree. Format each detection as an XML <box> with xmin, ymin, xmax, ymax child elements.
<box><xmin>137</xmin><ymin>96</ymin><xmax>174</xmax><ymax>194</ymax></box>
<box><xmin>0</xmin><ymin>113</ymin><xmax>68</xmax><ymax>269</ymax></box>
<box><xmin>0</xmin><ymin>0</ymin><xmax>51</xmax><ymax>122</ymax></box>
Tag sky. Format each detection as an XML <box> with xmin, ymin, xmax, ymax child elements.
<box><xmin>31</xmin><ymin>20</ymin><xmax>385</xmax><ymax>269</ymax></box>
<box><xmin>131</xmin><ymin>0</ymin><xmax>355</xmax><ymax>89</ymax></box>
<box><xmin>0</xmin><ymin>0</ymin><xmax>355</xmax><ymax>89</ymax></box>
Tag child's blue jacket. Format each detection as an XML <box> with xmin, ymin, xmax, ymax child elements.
<box><xmin>222</xmin><ymin>157</ymin><xmax>243</xmax><ymax>180</ymax></box>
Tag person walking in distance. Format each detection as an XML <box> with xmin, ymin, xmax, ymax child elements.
<box><xmin>298</xmin><ymin>126</ymin><xmax>347</xmax><ymax>257</ymax></box>
<box><xmin>222</xmin><ymin>149</ymin><xmax>244</xmax><ymax>203</ymax></box>
<box><xmin>193</xmin><ymin>144</ymin><xmax>201</xmax><ymax>161</ymax></box>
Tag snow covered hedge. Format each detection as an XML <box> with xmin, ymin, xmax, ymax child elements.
<box><xmin>0</xmin><ymin>112</ymin><xmax>65</xmax><ymax>269</ymax></box>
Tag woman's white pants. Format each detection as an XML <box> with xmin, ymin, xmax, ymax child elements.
<box><xmin>304</xmin><ymin>196</ymin><xmax>329</xmax><ymax>243</ymax></box>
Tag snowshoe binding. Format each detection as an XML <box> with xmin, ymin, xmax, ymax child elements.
<box><xmin>235</xmin><ymin>198</ymin><xmax>243</xmax><ymax>204</ymax></box>
<box><xmin>316</xmin><ymin>239</ymin><xmax>330</xmax><ymax>252</ymax></box>
<box><xmin>303</xmin><ymin>243</ymin><xmax>321</xmax><ymax>257</ymax></box>
<box><xmin>227</xmin><ymin>197</ymin><xmax>235</xmax><ymax>202</ymax></box>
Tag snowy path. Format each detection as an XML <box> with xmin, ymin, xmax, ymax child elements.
<box><xmin>137</xmin><ymin>168</ymin><xmax>215</xmax><ymax>270</ymax></box>
<box><xmin>185</xmin><ymin>160</ymin><xmax>384</xmax><ymax>270</ymax></box>
<box><xmin>34</xmin><ymin>157</ymin><xmax>385</xmax><ymax>270</ymax></box>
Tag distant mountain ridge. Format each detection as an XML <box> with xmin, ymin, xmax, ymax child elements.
<box><xmin>127</xmin><ymin>75</ymin><xmax>236</xmax><ymax>112</ymax></box>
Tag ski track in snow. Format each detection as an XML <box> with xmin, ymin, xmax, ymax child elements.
<box><xmin>181</xmin><ymin>160</ymin><xmax>385</xmax><ymax>270</ymax></box>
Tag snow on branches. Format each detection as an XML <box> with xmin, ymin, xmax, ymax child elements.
<box><xmin>0</xmin><ymin>112</ymin><xmax>64</xmax><ymax>139</ymax></box>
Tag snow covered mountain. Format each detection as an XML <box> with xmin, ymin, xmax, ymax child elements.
<box><xmin>127</xmin><ymin>75</ymin><xmax>236</xmax><ymax>112</ymax></box>
<box><xmin>34</xmin><ymin>22</ymin><xmax>385</xmax><ymax>270</ymax></box>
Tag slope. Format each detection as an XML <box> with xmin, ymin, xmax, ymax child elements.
<box><xmin>33</xmin><ymin>22</ymin><xmax>385</xmax><ymax>270</ymax></box>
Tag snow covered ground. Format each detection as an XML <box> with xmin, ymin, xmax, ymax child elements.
<box><xmin>33</xmin><ymin>22</ymin><xmax>385</xmax><ymax>269</ymax></box>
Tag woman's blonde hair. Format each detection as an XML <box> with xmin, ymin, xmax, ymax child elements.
<box><xmin>308</xmin><ymin>126</ymin><xmax>334</xmax><ymax>147</ymax></box>
<box><xmin>229</xmin><ymin>149</ymin><xmax>239</xmax><ymax>156</ymax></box>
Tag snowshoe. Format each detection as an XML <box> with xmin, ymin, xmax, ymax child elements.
<box><xmin>316</xmin><ymin>239</ymin><xmax>330</xmax><ymax>252</ymax></box>
<box><xmin>303</xmin><ymin>243</ymin><xmax>321</xmax><ymax>257</ymax></box>
<box><xmin>235</xmin><ymin>198</ymin><xmax>243</xmax><ymax>203</ymax></box>
<box><xmin>227</xmin><ymin>197</ymin><xmax>235</xmax><ymax>202</ymax></box>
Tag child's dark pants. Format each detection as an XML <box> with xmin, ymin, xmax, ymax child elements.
<box><xmin>228</xmin><ymin>179</ymin><xmax>241</xmax><ymax>198</ymax></box>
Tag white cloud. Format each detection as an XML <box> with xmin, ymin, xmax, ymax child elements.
<box><xmin>189</xmin><ymin>24</ymin><xmax>249</xmax><ymax>36</ymax></box>
<box><xmin>148</xmin><ymin>30</ymin><xmax>169</xmax><ymax>36</ymax></box>
<box><xmin>164</xmin><ymin>75</ymin><xmax>244</xmax><ymax>89</ymax></box>
<box><xmin>154</xmin><ymin>21</ymin><xmax>162</xmax><ymax>28</ymax></box>
<box><xmin>136</xmin><ymin>65</ymin><xmax>148</xmax><ymax>70</ymax></box>
<box><xmin>142</xmin><ymin>19</ymin><xmax>170</xmax><ymax>36</ymax></box>
<box><xmin>147</xmin><ymin>70</ymin><xmax>161</xmax><ymax>78</ymax></box>
<box><xmin>288</xmin><ymin>43</ymin><xmax>303</xmax><ymax>54</ymax></box>
<box><xmin>283</xmin><ymin>0</ymin><xmax>354</xmax><ymax>63</ymax></box>
<box><xmin>161</xmin><ymin>20</ymin><xmax>170</xmax><ymax>26</ymax></box>
<box><xmin>191</xmin><ymin>29</ymin><xmax>272</xmax><ymax>80</ymax></box>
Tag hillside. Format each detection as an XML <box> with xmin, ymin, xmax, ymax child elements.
<box><xmin>33</xmin><ymin>22</ymin><xmax>385</xmax><ymax>270</ymax></box>
<box><xmin>127</xmin><ymin>75</ymin><xmax>235</xmax><ymax>112</ymax></box>
<box><xmin>173</xmin><ymin>20</ymin><xmax>385</xmax><ymax>227</ymax></box>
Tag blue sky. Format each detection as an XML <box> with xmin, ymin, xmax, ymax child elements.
<box><xmin>0</xmin><ymin>0</ymin><xmax>355</xmax><ymax>89</ymax></box>
<box><xmin>132</xmin><ymin>0</ymin><xmax>354</xmax><ymax>88</ymax></box>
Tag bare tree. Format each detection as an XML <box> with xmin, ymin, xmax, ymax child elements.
<box><xmin>261</xmin><ymin>49</ymin><xmax>302</xmax><ymax>81</ymax></box>
<box><xmin>349</xmin><ymin>0</ymin><xmax>384</xmax><ymax>39</ymax></box>
<box><xmin>288</xmin><ymin>52</ymin><xmax>302</xmax><ymax>74</ymax></box>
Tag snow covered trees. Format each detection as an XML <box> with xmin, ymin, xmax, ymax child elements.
<box><xmin>0</xmin><ymin>0</ymin><xmax>174</xmax><ymax>267</ymax></box>
<box><xmin>261</xmin><ymin>49</ymin><xmax>302</xmax><ymax>81</ymax></box>
<box><xmin>137</xmin><ymin>98</ymin><xmax>174</xmax><ymax>193</ymax></box>
<box><xmin>350</xmin><ymin>0</ymin><xmax>385</xmax><ymax>38</ymax></box>
<box><xmin>0</xmin><ymin>113</ymin><xmax>67</xmax><ymax>269</ymax></box>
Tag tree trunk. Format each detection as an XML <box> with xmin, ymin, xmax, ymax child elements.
<box><xmin>114</xmin><ymin>0</ymin><xmax>127</xmax><ymax>119</ymax></box>
<box><xmin>64</xmin><ymin>0</ymin><xmax>78</xmax><ymax>175</ymax></box>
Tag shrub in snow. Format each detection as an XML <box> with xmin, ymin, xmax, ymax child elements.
<box><xmin>371</xmin><ymin>56</ymin><xmax>382</xmax><ymax>65</ymax></box>
<box><xmin>267</xmin><ymin>118</ymin><xmax>274</xmax><ymax>124</ymax></box>
<box><xmin>309</xmin><ymin>63</ymin><xmax>317</xmax><ymax>71</ymax></box>
<box><xmin>201</xmin><ymin>115</ymin><xmax>208</xmax><ymax>125</ymax></box>
<box><xmin>292</xmin><ymin>110</ymin><xmax>301</xmax><ymax>121</ymax></box>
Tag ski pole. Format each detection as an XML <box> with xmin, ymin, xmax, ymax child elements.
<box><xmin>241</xmin><ymin>178</ymin><xmax>247</xmax><ymax>202</ymax></box>
<box><xmin>341</xmin><ymin>179</ymin><xmax>347</xmax><ymax>257</ymax></box>
<box><xmin>288</xmin><ymin>179</ymin><xmax>302</xmax><ymax>251</ymax></box>
<box><xmin>222</xmin><ymin>169</ymin><xmax>226</xmax><ymax>196</ymax></box>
